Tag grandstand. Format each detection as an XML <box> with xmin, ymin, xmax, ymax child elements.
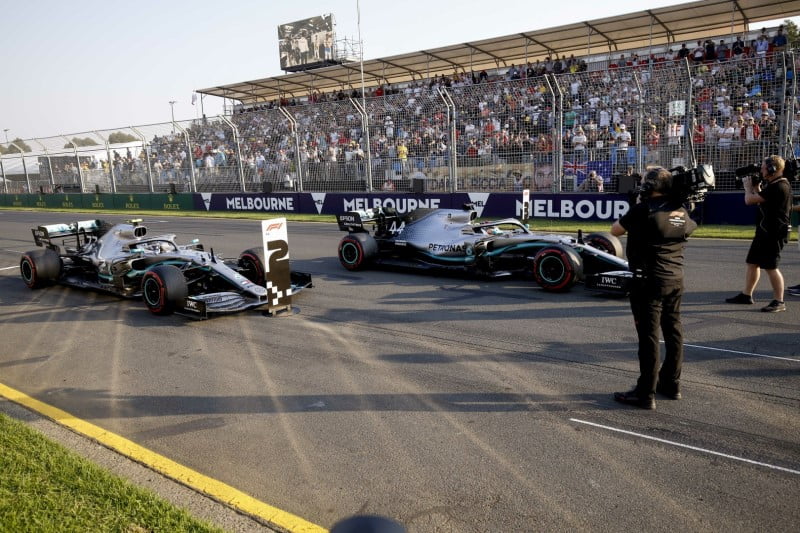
<box><xmin>1</xmin><ymin>0</ymin><xmax>799</xmax><ymax>196</ymax></box>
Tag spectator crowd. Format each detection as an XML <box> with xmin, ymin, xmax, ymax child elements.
<box><xmin>12</xmin><ymin>25</ymin><xmax>800</xmax><ymax>194</ymax></box>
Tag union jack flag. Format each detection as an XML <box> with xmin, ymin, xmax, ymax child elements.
<box><xmin>563</xmin><ymin>160</ymin><xmax>588</xmax><ymax>176</ymax></box>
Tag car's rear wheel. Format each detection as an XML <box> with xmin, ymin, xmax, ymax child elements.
<box><xmin>338</xmin><ymin>233</ymin><xmax>378</xmax><ymax>271</ymax></box>
<box><xmin>20</xmin><ymin>249</ymin><xmax>62</xmax><ymax>289</ymax></box>
<box><xmin>238</xmin><ymin>247</ymin><xmax>267</xmax><ymax>286</ymax></box>
<box><xmin>584</xmin><ymin>232</ymin><xmax>624</xmax><ymax>258</ymax></box>
<box><xmin>141</xmin><ymin>265</ymin><xmax>188</xmax><ymax>315</ymax></box>
<box><xmin>531</xmin><ymin>245</ymin><xmax>583</xmax><ymax>292</ymax></box>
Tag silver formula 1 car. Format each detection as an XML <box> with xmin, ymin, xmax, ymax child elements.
<box><xmin>336</xmin><ymin>205</ymin><xmax>631</xmax><ymax>293</ymax></box>
<box><xmin>20</xmin><ymin>219</ymin><xmax>311</xmax><ymax>318</ymax></box>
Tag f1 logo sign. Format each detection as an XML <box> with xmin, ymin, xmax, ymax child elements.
<box><xmin>261</xmin><ymin>218</ymin><xmax>292</xmax><ymax>311</ymax></box>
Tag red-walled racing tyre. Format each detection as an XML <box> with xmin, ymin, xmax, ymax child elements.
<box><xmin>239</xmin><ymin>247</ymin><xmax>267</xmax><ymax>286</ymax></box>
<box><xmin>584</xmin><ymin>232</ymin><xmax>624</xmax><ymax>258</ymax></box>
<box><xmin>20</xmin><ymin>249</ymin><xmax>62</xmax><ymax>289</ymax></box>
<box><xmin>338</xmin><ymin>233</ymin><xmax>378</xmax><ymax>271</ymax></box>
<box><xmin>141</xmin><ymin>265</ymin><xmax>188</xmax><ymax>315</ymax></box>
<box><xmin>531</xmin><ymin>245</ymin><xmax>583</xmax><ymax>292</ymax></box>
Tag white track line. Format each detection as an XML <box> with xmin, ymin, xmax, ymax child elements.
<box><xmin>570</xmin><ymin>418</ymin><xmax>800</xmax><ymax>475</ymax></box>
<box><xmin>679</xmin><ymin>342</ymin><xmax>799</xmax><ymax>363</ymax></box>
<box><xmin>0</xmin><ymin>266</ymin><xmax>17</xmax><ymax>271</ymax></box>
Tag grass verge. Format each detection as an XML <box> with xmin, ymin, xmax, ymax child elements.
<box><xmin>0</xmin><ymin>412</ymin><xmax>223</xmax><ymax>532</ymax></box>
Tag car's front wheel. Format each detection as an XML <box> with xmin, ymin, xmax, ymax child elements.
<box><xmin>238</xmin><ymin>247</ymin><xmax>267</xmax><ymax>286</ymax></box>
<box><xmin>338</xmin><ymin>233</ymin><xmax>378</xmax><ymax>271</ymax></box>
<box><xmin>584</xmin><ymin>232</ymin><xmax>624</xmax><ymax>258</ymax></box>
<box><xmin>20</xmin><ymin>249</ymin><xmax>62</xmax><ymax>289</ymax></box>
<box><xmin>141</xmin><ymin>265</ymin><xmax>188</xmax><ymax>315</ymax></box>
<box><xmin>531</xmin><ymin>245</ymin><xmax>583</xmax><ymax>292</ymax></box>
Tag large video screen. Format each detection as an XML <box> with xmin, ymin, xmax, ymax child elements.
<box><xmin>278</xmin><ymin>14</ymin><xmax>336</xmax><ymax>71</ymax></box>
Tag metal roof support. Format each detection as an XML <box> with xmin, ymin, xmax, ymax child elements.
<box><xmin>544</xmin><ymin>75</ymin><xmax>563</xmax><ymax>192</ymax></box>
<box><xmin>33</xmin><ymin>139</ymin><xmax>56</xmax><ymax>191</ymax></box>
<box><xmin>464</xmin><ymin>43</ymin><xmax>506</xmax><ymax>66</ymax></box>
<box><xmin>0</xmin><ymin>158</ymin><xmax>5</xmax><ymax>193</ymax></box>
<box><xmin>170</xmin><ymin>121</ymin><xmax>196</xmax><ymax>192</ymax></box>
<box><xmin>789</xmin><ymin>51</ymin><xmax>798</xmax><ymax>158</ymax></box>
<box><xmin>520</xmin><ymin>34</ymin><xmax>557</xmax><ymax>58</ymax></box>
<box><xmin>645</xmin><ymin>10</ymin><xmax>675</xmax><ymax>42</ymax></box>
<box><xmin>61</xmin><ymin>136</ymin><xmax>85</xmax><ymax>192</ymax></box>
<box><xmin>632</xmin><ymin>72</ymin><xmax>645</xmax><ymax>173</ymax></box>
<box><xmin>682</xmin><ymin>58</ymin><xmax>697</xmax><ymax>167</ymax></box>
<box><xmin>586</xmin><ymin>27</ymin><xmax>593</xmax><ymax>59</ymax></box>
<box><xmin>583</xmin><ymin>22</ymin><xmax>617</xmax><ymax>50</ymax></box>
<box><xmin>421</xmin><ymin>50</ymin><xmax>462</xmax><ymax>71</ymax></box>
<box><xmin>779</xmin><ymin>51</ymin><xmax>795</xmax><ymax>155</ymax></box>
<box><xmin>278</xmin><ymin>106</ymin><xmax>303</xmax><ymax>192</ymax></box>
<box><xmin>350</xmin><ymin>97</ymin><xmax>372</xmax><ymax>191</ymax></box>
<box><xmin>438</xmin><ymin>87</ymin><xmax>458</xmax><ymax>193</ymax></box>
<box><xmin>732</xmin><ymin>0</ymin><xmax>749</xmax><ymax>28</ymax></box>
<box><xmin>92</xmin><ymin>131</ymin><xmax>115</xmax><ymax>193</ymax></box>
<box><xmin>130</xmin><ymin>126</ymin><xmax>154</xmax><ymax>192</ymax></box>
<box><xmin>10</xmin><ymin>142</ymin><xmax>31</xmax><ymax>193</ymax></box>
<box><xmin>218</xmin><ymin>115</ymin><xmax>245</xmax><ymax>192</ymax></box>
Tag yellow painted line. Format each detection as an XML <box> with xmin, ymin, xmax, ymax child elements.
<box><xmin>0</xmin><ymin>382</ymin><xmax>327</xmax><ymax>533</ymax></box>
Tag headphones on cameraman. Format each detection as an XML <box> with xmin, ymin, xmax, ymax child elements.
<box><xmin>639</xmin><ymin>179</ymin><xmax>656</xmax><ymax>198</ymax></box>
<box><xmin>765</xmin><ymin>157</ymin><xmax>777</xmax><ymax>175</ymax></box>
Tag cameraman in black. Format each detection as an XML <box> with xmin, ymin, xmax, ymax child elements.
<box><xmin>725</xmin><ymin>155</ymin><xmax>792</xmax><ymax>313</ymax></box>
<box><xmin>610</xmin><ymin>167</ymin><xmax>697</xmax><ymax>409</ymax></box>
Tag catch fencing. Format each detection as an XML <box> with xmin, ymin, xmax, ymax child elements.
<box><xmin>1</xmin><ymin>51</ymin><xmax>798</xmax><ymax>195</ymax></box>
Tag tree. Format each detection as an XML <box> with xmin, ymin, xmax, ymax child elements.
<box><xmin>108</xmin><ymin>132</ymin><xmax>138</xmax><ymax>144</ymax></box>
<box><xmin>63</xmin><ymin>137</ymin><xmax>99</xmax><ymax>148</ymax></box>
<box><xmin>783</xmin><ymin>19</ymin><xmax>799</xmax><ymax>49</ymax></box>
<box><xmin>1</xmin><ymin>139</ymin><xmax>32</xmax><ymax>153</ymax></box>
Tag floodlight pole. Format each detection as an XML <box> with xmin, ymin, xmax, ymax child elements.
<box><xmin>3</xmin><ymin>129</ymin><xmax>8</xmax><ymax>144</ymax></box>
<box><xmin>356</xmin><ymin>0</ymin><xmax>372</xmax><ymax>189</ymax></box>
<box><xmin>169</xmin><ymin>100</ymin><xmax>177</xmax><ymax>133</ymax></box>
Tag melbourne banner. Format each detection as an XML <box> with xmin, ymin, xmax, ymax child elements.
<box><xmin>188</xmin><ymin>191</ymin><xmax>758</xmax><ymax>224</ymax></box>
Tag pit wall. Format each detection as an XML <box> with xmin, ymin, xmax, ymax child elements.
<box><xmin>0</xmin><ymin>192</ymin><xmax>761</xmax><ymax>225</ymax></box>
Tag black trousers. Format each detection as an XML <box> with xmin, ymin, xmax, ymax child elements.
<box><xmin>629</xmin><ymin>281</ymin><xmax>684</xmax><ymax>397</ymax></box>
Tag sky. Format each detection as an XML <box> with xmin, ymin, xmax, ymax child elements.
<box><xmin>0</xmin><ymin>0</ymin><xmax>794</xmax><ymax>142</ymax></box>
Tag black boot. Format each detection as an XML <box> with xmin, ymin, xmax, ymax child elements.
<box><xmin>613</xmin><ymin>389</ymin><xmax>656</xmax><ymax>410</ymax></box>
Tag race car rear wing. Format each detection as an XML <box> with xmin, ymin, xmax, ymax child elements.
<box><xmin>336</xmin><ymin>209</ymin><xmax>379</xmax><ymax>232</ymax></box>
<box><xmin>336</xmin><ymin>207</ymin><xmax>408</xmax><ymax>236</ymax></box>
<box><xmin>32</xmin><ymin>220</ymin><xmax>102</xmax><ymax>248</ymax></box>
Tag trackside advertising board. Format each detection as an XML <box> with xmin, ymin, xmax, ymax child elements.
<box><xmin>261</xmin><ymin>218</ymin><xmax>292</xmax><ymax>313</ymax></box>
<box><xmin>0</xmin><ymin>191</ymin><xmax>760</xmax><ymax>225</ymax></box>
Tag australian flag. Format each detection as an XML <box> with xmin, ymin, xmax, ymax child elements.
<box><xmin>565</xmin><ymin>159</ymin><xmax>612</xmax><ymax>186</ymax></box>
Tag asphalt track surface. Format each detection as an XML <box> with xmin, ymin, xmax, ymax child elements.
<box><xmin>0</xmin><ymin>210</ymin><xmax>798</xmax><ymax>532</ymax></box>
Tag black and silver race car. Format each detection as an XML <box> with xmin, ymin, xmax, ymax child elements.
<box><xmin>336</xmin><ymin>205</ymin><xmax>631</xmax><ymax>293</ymax></box>
<box><xmin>20</xmin><ymin>219</ymin><xmax>311</xmax><ymax>318</ymax></box>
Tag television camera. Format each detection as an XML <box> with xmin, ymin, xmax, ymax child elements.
<box><xmin>625</xmin><ymin>164</ymin><xmax>715</xmax><ymax>206</ymax></box>
<box><xmin>668</xmin><ymin>164</ymin><xmax>715</xmax><ymax>204</ymax></box>
<box><xmin>734</xmin><ymin>158</ymin><xmax>799</xmax><ymax>189</ymax></box>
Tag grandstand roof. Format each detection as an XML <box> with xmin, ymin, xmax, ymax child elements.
<box><xmin>197</xmin><ymin>0</ymin><xmax>800</xmax><ymax>104</ymax></box>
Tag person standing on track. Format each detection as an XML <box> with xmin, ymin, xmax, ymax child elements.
<box><xmin>610</xmin><ymin>167</ymin><xmax>697</xmax><ymax>410</ymax></box>
<box><xmin>725</xmin><ymin>155</ymin><xmax>792</xmax><ymax>312</ymax></box>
